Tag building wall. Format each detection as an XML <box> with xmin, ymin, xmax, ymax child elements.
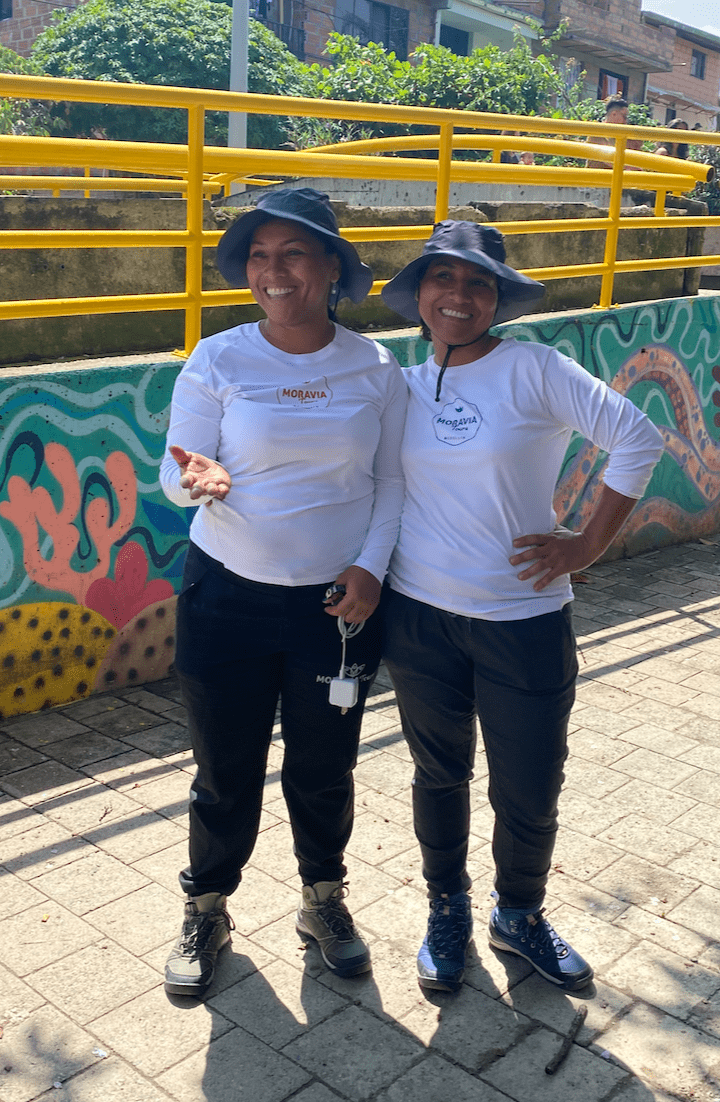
<box><xmin>646</xmin><ymin>33</ymin><xmax>720</xmax><ymax>128</ymax></box>
<box><xmin>0</xmin><ymin>0</ymin><xmax>63</xmax><ymax>56</ymax></box>
<box><xmin>1</xmin><ymin>295</ymin><xmax>719</xmax><ymax>717</ymax></box>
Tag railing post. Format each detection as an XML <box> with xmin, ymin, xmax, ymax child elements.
<box><xmin>598</xmin><ymin>135</ymin><xmax>626</xmax><ymax>310</ymax></box>
<box><xmin>435</xmin><ymin>123</ymin><xmax>453</xmax><ymax>223</ymax></box>
<box><xmin>184</xmin><ymin>103</ymin><xmax>205</xmax><ymax>356</ymax></box>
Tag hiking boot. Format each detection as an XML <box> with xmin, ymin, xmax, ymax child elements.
<box><xmin>417</xmin><ymin>891</ymin><xmax>473</xmax><ymax>992</ymax></box>
<box><xmin>296</xmin><ymin>881</ymin><xmax>371</xmax><ymax>977</ymax></box>
<box><xmin>488</xmin><ymin>906</ymin><xmax>593</xmax><ymax>991</ymax></box>
<box><xmin>164</xmin><ymin>892</ymin><xmax>234</xmax><ymax>997</ymax></box>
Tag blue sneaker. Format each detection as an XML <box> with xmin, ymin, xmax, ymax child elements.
<box><xmin>488</xmin><ymin>906</ymin><xmax>593</xmax><ymax>991</ymax></box>
<box><xmin>417</xmin><ymin>892</ymin><xmax>472</xmax><ymax>992</ymax></box>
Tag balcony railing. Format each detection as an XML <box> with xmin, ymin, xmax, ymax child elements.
<box><xmin>258</xmin><ymin>17</ymin><xmax>305</xmax><ymax>58</ymax></box>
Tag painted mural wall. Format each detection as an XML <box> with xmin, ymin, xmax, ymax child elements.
<box><xmin>1</xmin><ymin>293</ymin><xmax>719</xmax><ymax>718</ymax></box>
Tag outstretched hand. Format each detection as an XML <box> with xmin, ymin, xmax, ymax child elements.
<box><xmin>323</xmin><ymin>565</ymin><xmax>381</xmax><ymax>625</ymax></box>
<box><xmin>169</xmin><ymin>445</ymin><xmax>231</xmax><ymax>502</ymax></box>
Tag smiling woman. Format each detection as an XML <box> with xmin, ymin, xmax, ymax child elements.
<box><xmin>158</xmin><ymin>188</ymin><xmax>407</xmax><ymax>999</ymax></box>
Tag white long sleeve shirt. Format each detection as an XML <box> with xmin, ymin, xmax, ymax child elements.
<box><xmin>160</xmin><ymin>322</ymin><xmax>407</xmax><ymax>586</ymax></box>
<box><xmin>389</xmin><ymin>338</ymin><xmax>665</xmax><ymax>620</ymax></box>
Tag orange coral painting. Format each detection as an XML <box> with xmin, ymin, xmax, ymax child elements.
<box><xmin>0</xmin><ymin>362</ymin><xmax>189</xmax><ymax>718</ymax></box>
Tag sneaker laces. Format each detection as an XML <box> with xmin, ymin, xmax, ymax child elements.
<box><xmin>428</xmin><ymin>895</ymin><xmax>471</xmax><ymax>956</ymax></box>
<box><xmin>179</xmin><ymin>904</ymin><xmax>234</xmax><ymax>955</ymax></box>
<box><xmin>525</xmin><ymin>910</ymin><xmax>569</xmax><ymax>958</ymax></box>
<box><xmin>313</xmin><ymin>886</ymin><xmax>358</xmax><ymax>943</ymax></box>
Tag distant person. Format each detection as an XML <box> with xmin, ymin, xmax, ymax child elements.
<box><xmin>519</xmin><ymin>150</ymin><xmax>535</xmax><ymax>165</ymax></box>
<box><xmin>655</xmin><ymin>118</ymin><xmax>689</xmax><ymax>159</ymax></box>
<box><xmin>500</xmin><ymin>131</ymin><xmax>520</xmax><ymax>165</ymax></box>
<box><xmin>586</xmin><ymin>95</ymin><xmax>642</xmax><ymax>170</ymax></box>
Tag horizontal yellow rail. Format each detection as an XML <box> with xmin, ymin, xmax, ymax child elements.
<box><xmin>1</xmin><ymin>73</ymin><xmax>719</xmax><ymax>353</ymax></box>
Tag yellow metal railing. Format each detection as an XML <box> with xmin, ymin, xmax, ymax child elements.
<box><xmin>1</xmin><ymin>73</ymin><xmax>719</xmax><ymax>355</ymax></box>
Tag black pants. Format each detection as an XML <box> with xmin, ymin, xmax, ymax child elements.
<box><xmin>383</xmin><ymin>590</ymin><xmax>577</xmax><ymax>908</ymax></box>
<box><xmin>175</xmin><ymin>543</ymin><xmax>382</xmax><ymax>897</ymax></box>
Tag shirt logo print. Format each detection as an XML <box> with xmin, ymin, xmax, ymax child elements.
<box><xmin>433</xmin><ymin>397</ymin><xmax>482</xmax><ymax>446</ymax></box>
<box><xmin>277</xmin><ymin>376</ymin><xmax>332</xmax><ymax>409</ymax></box>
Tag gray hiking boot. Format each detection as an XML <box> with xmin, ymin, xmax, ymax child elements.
<box><xmin>164</xmin><ymin>892</ymin><xmax>234</xmax><ymax>997</ymax></box>
<box><xmin>296</xmin><ymin>881</ymin><xmax>371</xmax><ymax>977</ymax></box>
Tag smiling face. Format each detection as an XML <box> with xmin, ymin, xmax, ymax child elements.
<box><xmin>417</xmin><ymin>257</ymin><xmax>499</xmax><ymax>358</ymax></box>
<box><xmin>245</xmin><ymin>218</ymin><xmax>341</xmax><ymax>350</ymax></box>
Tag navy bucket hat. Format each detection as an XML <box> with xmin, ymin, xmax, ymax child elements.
<box><xmin>381</xmin><ymin>221</ymin><xmax>545</xmax><ymax>325</ymax></box>
<box><xmin>216</xmin><ymin>187</ymin><xmax>373</xmax><ymax>304</ymax></box>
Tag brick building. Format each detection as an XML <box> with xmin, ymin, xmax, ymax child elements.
<box><xmin>642</xmin><ymin>12</ymin><xmax>720</xmax><ymax>131</ymax></box>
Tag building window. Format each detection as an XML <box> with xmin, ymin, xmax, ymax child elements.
<box><xmin>0</xmin><ymin>0</ymin><xmax>12</xmax><ymax>20</ymax></box>
<box><xmin>691</xmin><ymin>50</ymin><xmax>706</xmax><ymax>80</ymax></box>
<box><xmin>251</xmin><ymin>0</ymin><xmax>305</xmax><ymax>58</ymax></box>
<box><xmin>598</xmin><ymin>69</ymin><xmax>627</xmax><ymax>99</ymax></box>
<box><xmin>664</xmin><ymin>107</ymin><xmax>676</xmax><ymax>124</ymax></box>
<box><xmin>335</xmin><ymin>0</ymin><xmax>409</xmax><ymax>61</ymax></box>
<box><xmin>439</xmin><ymin>25</ymin><xmax>470</xmax><ymax>56</ymax></box>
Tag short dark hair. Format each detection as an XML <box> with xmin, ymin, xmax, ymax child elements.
<box><xmin>604</xmin><ymin>96</ymin><xmax>628</xmax><ymax>114</ymax></box>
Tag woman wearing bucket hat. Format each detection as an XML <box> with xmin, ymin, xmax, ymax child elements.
<box><xmin>381</xmin><ymin>220</ymin><xmax>664</xmax><ymax>993</ymax></box>
<box><xmin>159</xmin><ymin>188</ymin><xmax>407</xmax><ymax>997</ymax></box>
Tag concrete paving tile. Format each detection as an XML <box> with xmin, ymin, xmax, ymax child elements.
<box><xmin>481</xmin><ymin>1024</ymin><xmax>625</xmax><ymax>1102</ymax></box>
<box><xmin>30</xmin><ymin>848</ymin><xmax>149</xmax><ymax>914</ymax></box>
<box><xmin>122</xmin><ymin>687</ymin><xmax>180</xmax><ymax>713</ymax></box>
<box><xmin>671</xmin><ymin>803</ymin><xmax>720</xmax><ymax>848</ymax></box>
<box><xmin>536</xmin><ymin>903</ymin><xmax>639</xmax><ymax>973</ymax></box>
<box><xmin>356</xmin><ymin>789</ymin><xmax>414</xmax><ymax>831</ymax></box>
<box><xmin>674</xmin><ymin>770</ymin><xmax>720</xmax><ymax>807</ymax></box>
<box><xmin>354</xmin><ymin>885</ymin><xmax>429</xmax><ymax>957</ymax></box>
<box><xmin>0</xmin><ymin>712</ymin><xmax>92</xmax><ymax>749</ymax></box>
<box><xmin>575</xmin><ymin>680</ymin><xmax>640</xmax><ymax>712</ymax></box>
<box><xmin>557</xmin><ymin>788</ymin><xmax>626</xmax><ymax>838</ymax></box>
<box><xmin>376</xmin><ymin>1055</ymin><xmax>508</xmax><ymax>1102</ymax></box>
<box><xmin>0</xmin><ymin>1005</ymin><xmax>101</xmax><ymax>1102</ymax></box>
<box><xmin>78</xmin><ymin>749</ymin><xmax>167</xmax><ymax>791</ymax></box>
<box><xmin>0</xmin><ymin>866</ymin><xmax>48</xmax><ymax>920</ymax></box>
<box><xmin>0</xmin><ymin>962</ymin><xmax>46</xmax><ymax>1027</ymax></box>
<box><xmin>43</xmin><ymin>732</ymin><xmax>128</xmax><ymax>769</ymax></box>
<box><xmin>550</xmin><ymin>828</ymin><xmax>624</xmax><ymax>881</ymax></box>
<box><xmin>680</xmin><ymin>743</ymin><xmax>720</xmax><ymax>776</ymax></box>
<box><xmin>35</xmin><ymin>782</ymin><xmax>145</xmax><ymax>835</ymax></box>
<box><xmin>612</xmin><ymin>747</ymin><xmax>699</xmax><ymax>789</ymax></box>
<box><xmin>58</xmin><ymin>694</ymin><xmax>127</xmax><ymax>720</ymax></box>
<box><xmin>316</xmin><ymin>935</ymin><xmax>428</xmax><ymax>1020</ymax></box>
<box><xmin>597</xmin><ymin>814</ymin><xmax>693</xmax><ymax>866</ymax></box>
<box><xmin>0</xmin><ymin>740</ymin><xmax>46</xmax><ymax>774</ymax></box>
<box><xmin>592</xmin><ymin>855</ymin><xmax>699</xmax><ymax>915</ymax></box>
<box><xmin>131</xmin><ymin>839</ymin><xmax>188</xmax><ymax>898</ymax></box>
<box><xmin>353</xmin><ymin>751</ymin><xmax>414</xmax><ymax>798</ymax></box>
<box><xmin>566</xmin><ymin>729</ymin><xmax>633</xmax><ymax>768</ymax></box>
<box><xmin>142</xmin><ymin>931</ymin><xmax>276</xmax><ymax>997</ymax></box>
<box><xmin>598</xmin><ymin>1002</ymin><xmax>720</xmax><ymax>1097</ymax></box>
<box><xmin>122</xmin><ymin>768</ymin><xmax>191</xmax><ymax>821</ymax></box>
<box><xmin>229</xmin><ymin>866</ymin><xmax>299</xmax><ymax>937</ymax></box>
<box><xmin>0</xmin><ymin>818</ymin><xmax>91</xmax><ymax>880</ymax></box>
<box><xmin>683</xmin><ymin>693</ymin><xmax>720</xmax><ymax>722</ymax></box>
<box><xmin>156</xmin><ymin>1025</ymin><xmax>310</xmax><ymax>1102</ymax></box>
<box><xmin>668</xmin><ymin>840</ymin><xmax>720</xmax><ymax>891</ymax></box>
<box><xmin>464</xmin><ymin>933</ymin><xmax>536</xmax><ymax>998</ymax></box>
<box><xmin>604</xmin><ymin>940</ymin><xmax>720</xmax><ymax>1018</ymax></box>
<box><xmin>248</xmin><ymin>913</ymin><xmax>324</xmax><ymax>977</ymax></box>
<box><xmin>282</xmin><ymin>1005</ymin><xmax>421</xmax><ymax>1100</ymax></box>
<box><xmin>247</xmin><ymin>819</ymin><xmax>302</xmax><ymax>884</ymax></box>
<box><xmin>618</xmin><ymin>698</ymin><xmax>689</xmax><ymax>731</ymax></box>
<box><xmin>562</xmin><ymin>756</ymin><xmax>629</xmax><ymax>798</ymax></box>
<box><xmin>617</xmin><ymin>905</ymin><xmax>708</xmax><ymax>959</ymax></box>
<box><xmin>91</xmin><ymin>985</ymin><xmax>234</xmax><ymax>1078</ymax></box>
<box><xmin>83</xmin><ymin>808</ymin><xmax>187</xmax><ymax>862</ymax></box>
<box><xmin>399</xmin><ymin>982</ymin><xmax>530</xmax><ymax>1069</ymax></box>
<box><xmin>587</xmin><ymin>667</ymin><xmax>650</xmax><ymax>693</ymax></box>
<box><xmin>689</xmin><ymin>989</ymin><xmax>720</xmax><ymax>1041</ymax></box>
<box><xmin>626</xmin><ymin>676</ymin><xmax>701</xmax><ymax>707</ymax></box>
<box><xmin>503</xmin><ymin>973</ymin><xmax>629</xmax><ymax>1041</ymax></box>
<box><xmin>31</xmin><ymin>1055</ymin><xmax>172</xmax><ymax>1102</ymax></box>
<box><xmin>675</xmin><ymin>714</ymin><xmax>720</xmax><ymax>747</ymax></box>
<box><xmin>122</xmin><ymin>722</ymin><xmax>192</xmax><ymax>758</ymax></box>
<box><xmin>619</xmin><ymin>722</ymin><xmax>700</xmax><ymax>757</ymax></box>
<box><xmin>666</xmin><ymin>884</ymin><xmax>720</xmax><ymax>941</ymax></box>
<box><xmin>682</xmin><ymin>670</ymin><xmax>720</xmax><ymax>698</ymax></box>
<box><xmin>84</xmin><ymin>704</ymin><xmax>166</xmax><ymax>739</ymax></box>
<box><xmin>0</xmin><ymin>900</ymin><xmax>100</xmax><ymax>975</ymax></box>
<box><xmin>605</xmin><ymin>778</ymin><xmax>697</xmax><ymax>825</ymax></box>
<box><xmin>338</xmin><ymin>856</ymin><xmax>408</xmax><ymax>909</ymax></box>
<box><xmin>28</xmin><ymin>941</ymin><xmax>159</xmax><ymax>1024</ymax></box>
<box><xmin>209</xmin><ymin>959</ymin><xmax>347</xmax><ymax>1047</ymax></box>
<box><xmin>346</xmin><ymin>810</ymin><xmax>417</xmax><ymax>867</ymax></box>
<box><xmin>609</xmin><ymin>1079</ymin><xmax>695</xmax><ymax>1102</ymax></box>
<box><xmin>0</xmin><ymin>795</ymin><xmax>45</xmax><ymax>843</ymax></box>
<box><xmin>0</xmin><ymin>760</ymin><xmax>93</xmax><ymax>804</ymax></box>
<box><xmin>546</xmin><ymin>873</ymin><xmax>629</xmax><ymax>921</ymax></box>
<box><xmin>629</xmin><ymin>655</ymin><xmax>701</xmax><ymax>683</ymax></box>
<box><xmin>83</xmin><ymin>882</ymin><xmax>180</xmax><ymax>955</ymax></box>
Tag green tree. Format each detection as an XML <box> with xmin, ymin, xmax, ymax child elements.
<box><xmin>30</xmin><ymin>0</ymin><xmax>307</xmax><ymax>146</ymax></box>
<box><xmin>0</xmin><ymin>46</ymin><xmax>50</xmax><ymax>136</ymax></box>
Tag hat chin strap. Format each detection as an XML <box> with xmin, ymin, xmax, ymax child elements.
<box><xmin>433</xmin><ymin>330</ymin><xmax>492</xmax><ymax>402</ymax></box>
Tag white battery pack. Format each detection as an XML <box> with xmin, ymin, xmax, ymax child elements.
<box><xmin>329</xmin><ymin>677</ymin><xmax>359</xmax><ymax>709</ymax></box>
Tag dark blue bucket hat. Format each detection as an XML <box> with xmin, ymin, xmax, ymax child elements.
<box><xmin>381</xmin><ymin>220</ymin><xmax>545</xmax><ymax>325</ymax></box>
<box><xmin>216</xmin><ymin>187</ymin><xmax>373</xmax><ymax>304</ymax></box>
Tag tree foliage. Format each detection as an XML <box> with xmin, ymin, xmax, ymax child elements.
<box><xmin>30</xmin><ymin>0</ymin><xmax>307</xmax><ymax>146</ymax></box>
<box><xmin>0</xmin><ymin>46</ymin><xmax>50</xmax><ymax>136</ymax></box>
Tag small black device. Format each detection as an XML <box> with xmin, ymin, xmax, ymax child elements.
<box><xmin>324</xmin><ymin>582</ymin><xmax>346</xmax><ymax>607</ymax></box>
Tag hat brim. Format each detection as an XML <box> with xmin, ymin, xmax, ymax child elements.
<box><xmin>216</xmin><ymin>208</ymin><xmax>373</xmax><ymax>304</ymax></box>
<box><xmin>381</xmin><ymin>248</ymin><xmax>545</xmax><ymax>326</ymax></box>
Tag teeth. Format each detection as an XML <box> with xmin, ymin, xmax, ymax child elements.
<box><xmin>440</xmin><ymin>308</ymin><xmax>471</xmax><ymax>319</ymax></box>
<box><xmin>266</xmin><ymin>288</ymin><xmax>293</xmax><ymax>296</ymax></box>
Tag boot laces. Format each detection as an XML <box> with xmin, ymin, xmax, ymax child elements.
<box><xmin>180</xmin><ymin>905</ymin><xmax>233</xmax><ymax>955</ymax></box>
<box><xmin>428</xmin><ymin>895</ymin><xmax>471</xmax><ymax>955</ymax></box>
<box><xmin>314</xmin><ymin>886</ymin><xmax>358</xmax><ymax>943</ymax></box>
<box><xmin>526</xmin><ymin>910</ymin><xmax>568</xmax><ymax>958</ymax></box>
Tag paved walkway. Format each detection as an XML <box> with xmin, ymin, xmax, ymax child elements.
<box><xmin>2</xmin><ymin>538</ymin><xmax>720</xmax><ymax>1102</ymax></box>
